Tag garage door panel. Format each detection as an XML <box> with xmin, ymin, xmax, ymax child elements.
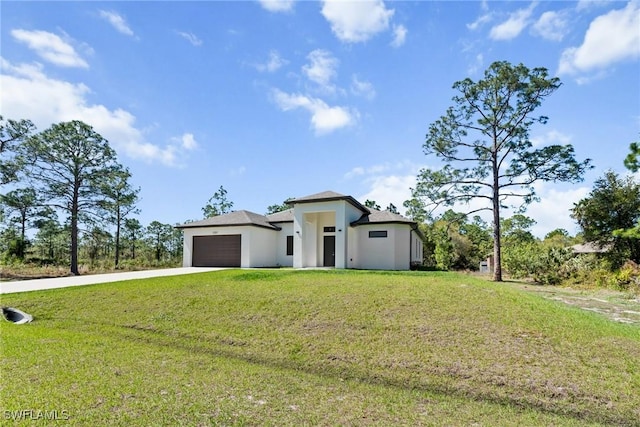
<box><xmin>193</xmin><ymin>235</ymin><xmax>241</xmax><ymax>267</ymax></box>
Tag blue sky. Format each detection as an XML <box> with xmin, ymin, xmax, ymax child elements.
<box><xmin>1</xmin><ymin>0</ymin><xmax>639</xmax><ymax>237</ymax></box>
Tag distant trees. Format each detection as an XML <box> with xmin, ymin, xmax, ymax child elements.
<box><xmin>571</xmin><ymin>171</ymin><xmax>640</xmax><ymax>264</ymax></box>
<box><xmin>266</xmin><ymin>197</ymin><xmax>293</xmax><ymax>215</ymax></box>
<box><xmin>420</xmin><ymin>210</ymin><xmax>492</xmax><ymax>271</ymax></box>
<box><xmin>386</xmin><ymin>203</ymin><xmax>399</xmax><ymax>214</ymax></box>
<box><xmin>25</xmin><ymin>121</ymin><xmax>124</xmax><ymax>275</ymax></box>
<box><xmin>624</xmin><ymin>140</ymin><xmax>639</xmax><ymax>172</ymax></box>
<box><xmin>0</xmin><ymin>188</ymin><xmax>41</xmax><ymax>259</ymax></box>
<box><xmin>0</xmin><ymin>116</ymin><xmax>36</xmax><ymax>185</ymax></box>
<box><xmin>99</xmin><ymin>166</ymin><xmax>140</xmax><ymax>268</ymax></box>
<box><xmin>146</xmin><ymin>221</ymin><xmax>175</xmax><ymax>262</ymax></box>
<box><xmin>413</xmin><ymin>61</ymin><xmax>591</xmax><ymax>281</ymax></box>
<box><xmin>364</xmin><ymin>199</ymin><xmax>399</xmax><ymax>213</ymax></box>
<box><xmin>123</xmin><ymin>218</ymin><xmax>143</xmax><ymax>260</ymax></box>
<box><xmin>202</xmin><ymin>185</ymin><xmax>233</xmax><ymax>218</ymax></box>
<box><xmin>364</xmin><ymin>199</ymin><xmax>380</xmax><ymax>210</ymax></box>
<box><xmin>402</xmin><ymin>196</ymin><xmax>428</xmax><ymax>223</ymax></box>
<box><xmin>0</xmin><ymin>116</ymin><xmax>186</xmax><ymax>273</ymax></box>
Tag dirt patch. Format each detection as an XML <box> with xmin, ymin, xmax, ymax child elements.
<box><xmin>516</xmin><ymin>284</ymin><xmax>640</xmax><ymax>325</ymax></box>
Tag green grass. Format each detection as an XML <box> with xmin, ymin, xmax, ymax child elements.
<box><xmin>1</xmin><ymin>269</ymin><xmax>639</xmax><ymax>426</ymax></box>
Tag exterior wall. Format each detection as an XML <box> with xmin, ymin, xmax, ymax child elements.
<box><xmin>247</xmin><ymin>227</ymin><xmax>278</xmax><ymax>267</ymax></box>
<box><xmin>410</xmin><ymin>230</ymin><xmax>424</xmax><ymax>264</ymax></box>
<box><xmin>274</xmin><ymin>222</ymin><xmax>294</xmax><ymax>267</ymax></box>
<box><xmin>347</xmin><ymin>227</ymin><xmax>358</xmax><ymax>268</ymax></box>
<box><xmin>353</xmin><ymin>224</ymin><xmax>395</xmax><ymax>270</ymax></box>
<box><xmin>181</xmin><ymin>226</ymin><xmax>277</xmax><ymax>268</ymax></box>
<box><xmin>293</xmin><ymin>200</ymin><xmax>363</xmax><ymax>268</ymax></box>
<box><xmin>352</xmin><ymin>224</ymin><xmax>415</xmax><ymax>270</ymax></box>
<box><xmin>393</xmin><ymin>226</ymin><xmax>411</xmax><ymax>270</ymax></box>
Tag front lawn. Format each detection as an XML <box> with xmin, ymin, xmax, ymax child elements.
<box><xmin>1</xmin><ymin>270</ymin><xmax>638</xmax><ymax>425</ymax></box>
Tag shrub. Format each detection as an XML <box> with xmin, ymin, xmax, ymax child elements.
<box><xmin>503</xmin><ymin>243</ymin><xmax>573</xmax><ymax>285</ymax></box>
<box><xmin>608</xmin><ymin>261</ymin><xmax>640</xmax><ymax>293</ymax></box>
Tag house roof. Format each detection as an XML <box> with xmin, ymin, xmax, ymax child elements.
<box><xmin>176</xmin><ymin>210</ymin><xmax>280</xmax><ymax>230</ymax></box>
<box><xmin>265</xmin><ymin>208</ymin><xmax>294</xmax><ymax>223</ymax></box>
<box><xmin>287</xmin><ymin>190</ymin><xmax>369</xmax><ymax>214</ymax></box>
<box><xmin>351</xmin><ymin>209</ymin><xmax>416</xmax><ymax>226</ymax></box>
<box><xmin>175</xmin><ymin>193</ymin><xmax>423</xmax><ymax>239</ymax></box>
<box><xmin>351</xmin><ymin>209</ymin><xmax>425</xmax><ymax>240</ymax></box>
<box><xmin>571</xmin><ymin>242</ymin><xmax>611</xmax><ymax>253</ymax></box>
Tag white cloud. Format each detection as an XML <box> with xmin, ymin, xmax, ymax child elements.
<box><xmin>350</xmin><ymin>75</ymin><xmax>376</xmax><ymax>100</ymax></box>
<box><xmin>530</xmin><ymin>129</ymin><xmax>573</xmax><ymax>147</ymax></box>
<box><xmin>99</xmin><ymin>10</ymin><xmax>135</xmax><ymax>37</ymax></box>
<box><xmin>255</xmin><ymin>50</ymin><xmax>288</xmax><ymax>73</ymax></box>
<box><xmin>271</xmin><ymin>89</ymin><xmax>357</xmax><ymax>135</ymax></box>
<box><xmin>0</xmin><ymin>58</ymin><xmax>187</xmax><ymax>166</ymax></box>
<box><xmin>525</xmin><ymin>183</ymin><xmax>591</xmax><ymax>237</ymax></box>
<box><xmin>344</xmin><ymin>166</ymin><xmax>366</xmax><ymax>179</ymax></box>
<box><xmin>558</xmin><ymin>1</ymin><xmax>640</xmax><ymax>77</ymax></box>
<box><xmin>359</xmin><ymin>174</ymin><xmax>417</xmax><ymax>213</ymax></box>
<box><xmin>576</xmin><ymin>0</ymin><xmax>612</xmax><ymax>12</ymax></box>
<box><xmin>467</xmin><ymin>12</ymin><xmax>493</xmax><ymax>31</ymax></box>
<box><xmin>344</xmin><ymin>162</ymin><xmax>398</xmax><ymax>180</ymax></box>
<box><xmin>230</xmin><ymin>166</ymin><xmax>246</xmax><ymax>176</ymax></box>
<box><xmin>178</xmin><ymin>133</ymin><xmax>198</xmax><ymax>150</ymax></box>
<box><xmin>532</xmin><ymin>10</ymin><xmax>569</xmax><ymax>41</ymax></box>
<box><xmin>489</xmin><ymin>2</ymin><xmax>537</xmax><ymax>40</ymax></box>
<box><xmin>348</xmin><ymin>160</ymin><xmax>588</xmax><ymax>236</ymax></box>
<box><xmin>302</xmin><ymin>49</ymin><xmax>339</xmax><ymax>88</ymax></box>
<box><xmin>321</xmin><ymin>0</ymin><xmax>394</xmax><ymax>43</ymax></box>
<box><xmin>10</xmin><ymin>29</ymin><xmax>88</xmax><ymax>68</ymax></box>
<box><xmin>345</xmin><ymin>161</ymin><xmax>421</xmax><ymax>214</ymax></box>
<box><xmin>176</xmin><ymin>31</ymin><xmax>202</xmax><ymax>46</ymax></box>
<box><xmin>391</xmin><ymin>24</ymin><xmax>407</xmax><ymax>47</ymax></box>
<box><xmin>455</xmin><ymin>182</ymin><xmax>590</xmax><ymax>238</ymax></box>
<box><xmin>467</xmin><ymin>53</ymin><xmax>484</xmax><ymax>75</ymax></box>
<box><xmin>258</xmin><ymin>0</ymin><xmax>295</xmax><ymax>13</ymax></box>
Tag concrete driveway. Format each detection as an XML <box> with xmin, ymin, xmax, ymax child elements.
<box><xmin>0</xmin><ymin>267</ymin><xmax>225</xmax><ymax>294</ymax></box>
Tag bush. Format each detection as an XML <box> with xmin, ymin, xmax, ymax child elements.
<box><xmin>503</xmin><ymin>243</ymin><xmax>573</xmax><ymax>285</ymax></box>
<box><xmin>608</xmin><ymin>261</ymin><xmax>640</xmax><ymax>293</ymax></box>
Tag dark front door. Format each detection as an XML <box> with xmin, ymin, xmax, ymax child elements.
<box><xmin>323</xmin><ymin>235</ymin><xmax>335</xmax><ymax>267</ymax></box>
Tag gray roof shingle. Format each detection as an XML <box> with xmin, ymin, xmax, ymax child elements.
<box><xmin>176</xmin><ymin>210</ymin><xmax>280</xmax><ymax>230</ymax></box>
<box><xmin>265</xmin><ymin>208</ymin><xmax>294</xmax><ymax>223</ymax></box>
<box><xmin>287</xmin><ymin>190</ymin><xmax>369</xmax><ymax>213</ymax></box>
<box><xmin>351</xmin><ymin>209</ymin><xmax>415</xmax><ymax>226</ymax></box>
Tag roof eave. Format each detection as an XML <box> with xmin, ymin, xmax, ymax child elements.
<box><xmin>289</xmin><ymin>196</ymin><xmax>369</xmax><ymax>214</ymax></box>
<box><xmin>175</xmin><ymin>223</ymin><xmax>280</xmax><ymax>231</ymax></box>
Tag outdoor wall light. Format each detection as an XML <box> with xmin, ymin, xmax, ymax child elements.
<box><xmin>338</xmin><ymin>229</ymin><xmax>342</xmax><ymax>232</ymax></box>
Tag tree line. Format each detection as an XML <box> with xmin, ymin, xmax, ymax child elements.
<box><xmin>1</xmin><ymin>118</ymin><xmax>182</xmax><ymax>275</ymax></box>
<box><xmin>2</xmin><ymin>60</ymin><xmax>638</xmax><ymax>286</ymax></box>
<box><xmin>402</xmin><ymin>61</ymin><xmax>638</xmax><ymax>287</ymax></box>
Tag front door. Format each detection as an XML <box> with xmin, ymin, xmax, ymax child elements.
<box><xmin>323</xmin><ymin>235</ymin><xmax>335</xmax><ymax>267</ymax></box>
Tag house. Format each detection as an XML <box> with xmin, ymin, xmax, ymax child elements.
<box><xmin>571</xmin><ymin>242</ymin><xmax>612</xmax><ymax>254</ymax></box>
<box><xmin>176</xmin><ymin>191</ymin><xmax>424</xmax><ymax>270</ymax></box>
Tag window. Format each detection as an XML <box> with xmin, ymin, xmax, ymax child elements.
<box><xmin>323</xmin><ymin>226</ymin><xmax>336</xmax><ymax>233</ymax></box>
<box><xmin>286</xmin><ymin>235</ymin><xmax>293</xmax><ymax>256</ymax></box>
<box><xmin>369</xmin><ymin>230</ymin><xmax>388</xmax><ymax>238</ymax></box>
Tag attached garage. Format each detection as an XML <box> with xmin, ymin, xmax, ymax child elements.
<box><xmin>192</xmin><ymin>235</ymin><xmax>241</xmax><ymax>267</ymax></box>
<box><xmin>177</xmin><ymin>210</ymin><xmax>282</xmax><ymax>268</ymax></box>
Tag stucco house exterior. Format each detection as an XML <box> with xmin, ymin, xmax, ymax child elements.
<box><xmin>176</xmin><ymin>191</ymin><xmax>424</xmax><ymax>270</ymax></box>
